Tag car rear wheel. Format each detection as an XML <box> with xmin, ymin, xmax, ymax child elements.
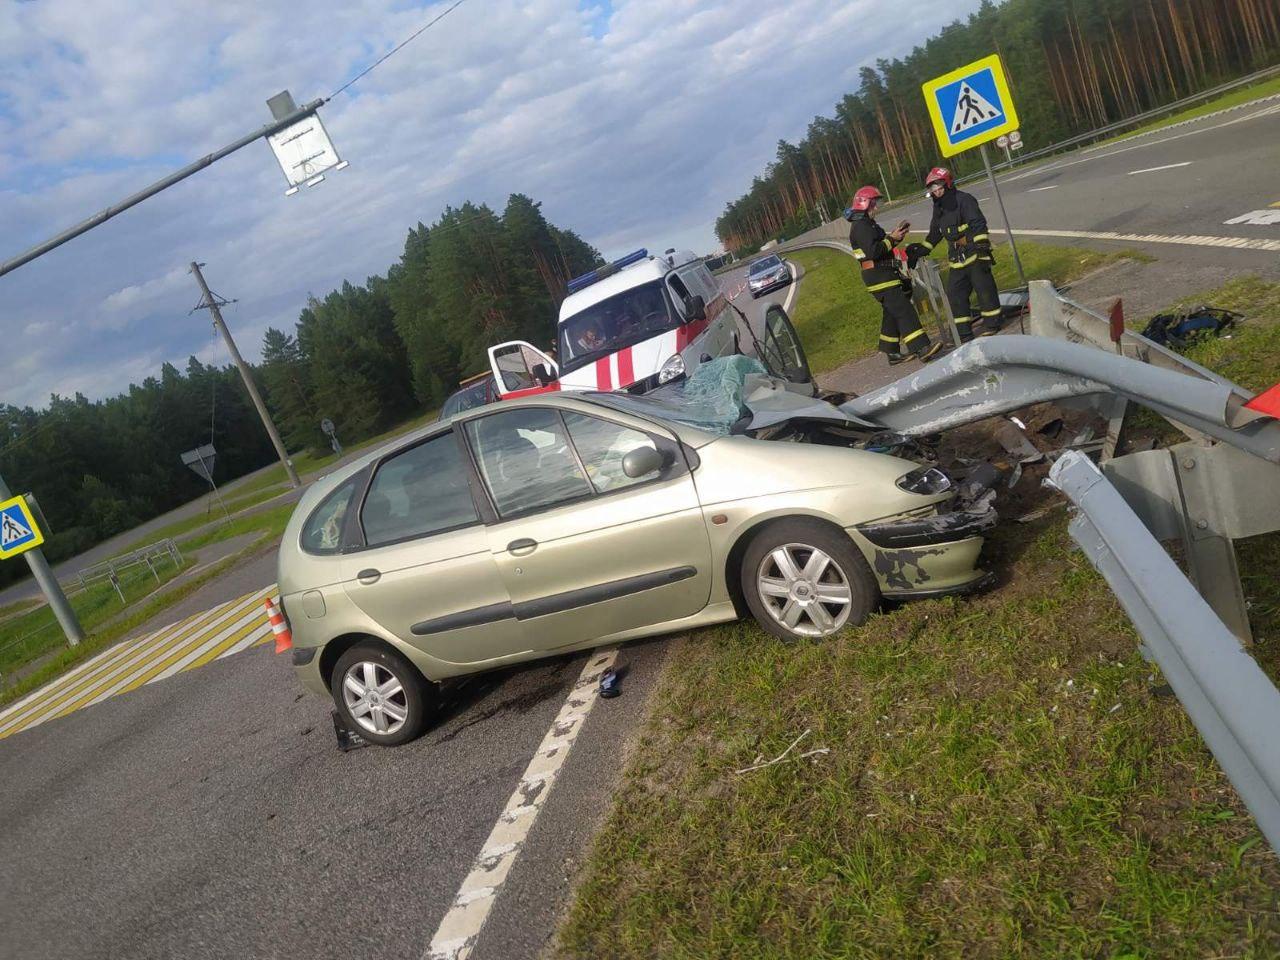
<box><xmin>741</xmin><ymin>519</ymin><xmax>879</xmax><ymax>641</ymax></box>
<box><xmin>330</xmin><ymin>642</ymin><xmax>435</xmax><ymax>746</ymax></box>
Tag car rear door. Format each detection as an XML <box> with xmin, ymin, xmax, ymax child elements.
<box><xmin>461</xmin><ymin>404</ymin><xmax>712</xmax><ymax>651</ymax></box>
<box><xmin>339</xmin><ymin>429</ymin><xmax>527</xmax><ymax>666</ymax></box>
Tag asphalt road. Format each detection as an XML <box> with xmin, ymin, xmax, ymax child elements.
<box><xmin>0</xmin><ymin>274</ymin><xmax>796</xmax><ymax>960</ymax></box>
<box><xmin>889</xmin><ymin>97</ymin><xmax>1280</xmax><ymax>274</ymax></box>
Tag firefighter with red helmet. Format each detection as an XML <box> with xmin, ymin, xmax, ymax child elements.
<box><xmin>907</xmin><ymin>167</ymin><xmax>1001</xmax><ymax>341</ymax></box>
<box><xmin>846</xmin><ymin>186</ymin><xmax>942</xmax><ymax>365</ymax></box>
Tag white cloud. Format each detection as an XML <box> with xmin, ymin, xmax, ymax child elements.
<box><xmin>0</xmin><ymin>0</ymin><xmax>982</xmax><ymax>408</ymax></box>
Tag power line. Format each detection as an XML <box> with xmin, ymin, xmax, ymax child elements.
<box><xmin>327</xmin><ymin>0</ymin><xmax>472</xmax><ymax>101</ymax></box>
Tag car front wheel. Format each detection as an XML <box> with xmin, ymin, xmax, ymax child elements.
<box><xmin>741</xmin><ymin>519</ymin><xmax>879</xmax><ymax>641</ymax></box>
<box><xmin>330</xmin><ymin>642</ymin><xmax>435</xmax><ymax>746</ymax></box>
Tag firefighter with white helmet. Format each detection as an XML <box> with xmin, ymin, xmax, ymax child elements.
<box><xmin>908</xmin><ymin>167</ymin><xmax>1001</xmax><ymax>341</ymax></box>
<box><xmin>846</xmin><ymin>186</ymin><xmax>942</xmax><ymax>365</ymax></box>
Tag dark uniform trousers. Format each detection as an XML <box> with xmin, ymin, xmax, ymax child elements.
<box><xmin>948</xmin><ymin>255</ymin><xmax>1001</xmax><ymax>340</ymax></box>
<box><xmin>876</xmin><ymin>284</ymin><xmax>929</xmax><ymax>357</ymax></box>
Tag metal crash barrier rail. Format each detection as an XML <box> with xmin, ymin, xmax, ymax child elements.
<box><xmin>835</xmin><ymin>298</ymin><xmax>1280</xmax><ymax>848</ymax></box>
<box><xmin>76</xmin><ymin>538</ymin><xmax>183</xmax><ymax>604</ymax></box>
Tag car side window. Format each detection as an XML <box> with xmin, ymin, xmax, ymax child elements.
<box><xmin>464</xmin><ymin>408</ymin><xmax>593</xmax><ymax>518</ymax></box>
<box><xmin>362</xmin><ymin>432</ymin><xmax>478</xmax><ymax>547</ymax></box>
<box><xmin>562</xmin><ymin>412</ymin><xmax>659</xmax><ymax>494</ymax></box>
<box><xmin>301</xmin><ymin>478</ymin><xmax>359</xmax><ymax>554</ymax></box>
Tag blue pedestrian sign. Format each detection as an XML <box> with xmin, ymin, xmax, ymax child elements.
<box><xmin>0</xmin><ymin>494</ymin><xmax>43</xmax><ymax>559</ymax></box>
<box><xmin>922</xmin><ymin>54</ymin><xmax>1020</xmax><ymax>157</ymax></box>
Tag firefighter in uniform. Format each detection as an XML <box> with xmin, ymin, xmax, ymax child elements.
<box><xmin>908</xmin><ymin>167</ymin><xmax>1001</xmax><ymax>341</ymax></box>
<box><xmin>847</xmin><ymin>186</ymin><xmax>942</xmax><ymax>365</ymax></box>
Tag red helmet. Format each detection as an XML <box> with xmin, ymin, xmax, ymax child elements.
<box><xmin>925</xmin><ymin>166</ymin><xmax>954</xmax><ymax>190</ymax></box>
<box><xmin>850</xmin><ymin>186</ymin><xmax>883</xmax><ymax>212</ymax></box>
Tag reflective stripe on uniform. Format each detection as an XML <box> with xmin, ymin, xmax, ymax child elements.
<box><xmin>951</xmin><ymin>254</ymin><xmax>978</xmax><ymax>268</ymax></box>
<box><xmin>955</xmin><ymin>316</ymin><xmax>973</xmax><ymax>325</ymax></box>
<box><xmin>972</xmin><ymin>233</ymin><xmax>989</xmax><ymax>242</ymax></box>
<box><xmin>866</xmin><ymin>279</ymin><xmax>901</xmax><ymax>292</ymax></box>
<box><xmin>902</xmin><ymin>328</ymin><xmax>926</xmax><ymax>344</ymax></box>
<box><xmin>980</xmin><ymin>308</ymin><xmax>1002</xmax><ymax>318</ymax></box>
<box><xmin>853</xmin><ymin>248</ymin><xmax>866</xmax><ymax>259</ymax></box>
<box><xmin>882</xmin><ymin>239</ymin><xmax>894</xmax><ymax>253</ymax></box>
<box><xmin>957</xmin><ymin>224</ymin><xmax>968</xmax><ymax>233</ymax></box>
<box><xmin>880</xmin><ymin>334</ymin><xmax>900</xmax><ymax>343</ymax></box>
<box><xmin>920</xmin><ymin>240</ymin><xmax>934</xmax><ymax>251</ymax></box>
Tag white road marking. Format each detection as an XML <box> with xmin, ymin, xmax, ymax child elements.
<box><xmin>1224</xmin><ymin>210</ymin><xmax>1280</xmax><ymax>226</ymax></box>
<box><xmin>1027</xmin><ymin>185</ymin><xmax>1058</xmax><ymax>192</ymax></box>
<box><xmin>1010</xmin><ymin>227</ymin><xmax>1280</xmax><ymax>253</ymax></box>
<box><xmin>782</xmin><ymin>261</ymin><xmax>800</xmax><ymax>313</ymax></box>
<box><xmin>1127</xmin><ymin>161</ymin><xmax>1192</xmax><ymax>175</ymax></box>
<box><xmin>424</xmin><ymin>646</ymin><xmax>620</xmax><ymax>960</ymax></box>
<box><xmin>1003</xmin><ymin>101</ymin><xmax>1280</xmax><ymax>184</ymax></box>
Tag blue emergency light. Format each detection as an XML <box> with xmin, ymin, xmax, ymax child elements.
<box><xmin>566</xmin><ymin>248</ymin><xmax>649</xmax><ymax>294</ymax></box>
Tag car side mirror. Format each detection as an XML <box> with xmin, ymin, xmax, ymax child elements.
<box><xmin>622</xmin><ymin>445</ymin><xmax>667</xmax><ymax>479</ymax></box>
<box><xmin>684</xmin><ymin>295</ymin><xmax>706</xmax><ymax>323</ymax></box>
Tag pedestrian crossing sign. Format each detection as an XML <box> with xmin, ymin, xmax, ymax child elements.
<box><xmin>0</xmin><ymin>495</ymin><xmax>44</xmax><ymax>559</ymax></box>
<box><xmin>922</xmin><ymin>54</ymin><xmax>1020</xmax><ymax>157</ymax></box>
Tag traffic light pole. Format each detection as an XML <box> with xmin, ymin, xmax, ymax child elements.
<box><xmin>0</xmin><ymin>475</ymin><xmax>83</xmax><ymax>647</ymax></box>
<box><xmin>190</xmin><ymin>262</ymin><xmax>301</xmax><ymax>489</ymax></box>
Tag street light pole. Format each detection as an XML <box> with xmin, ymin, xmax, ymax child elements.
<box><xmin>0</xmin><ymin>475</ymin><xmax>83</xmax><ymax>647</ymax></box>
<box><xmin>190</xmin><ymin>262</ymin><xmax>301</xmax><ymax>489</ymax></box>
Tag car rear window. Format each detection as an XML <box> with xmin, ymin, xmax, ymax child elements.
<box><xmin>300</xmin><ymin>478</ymin><xmax>358</xmax><ymax>555</ymax></box>
<box><xmin>362</xmin><ymin>432</ymin><xmax>478</xmax><ymax>547</ymax></box>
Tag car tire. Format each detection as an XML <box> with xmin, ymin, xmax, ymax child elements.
<box><xmin>330</xmin><ymin>641</ymin><xmax>435</xmax><ymax>746</ymax></box>
<box><xmin>740</xmin><ymin>519</ymin><xmax>879</xmax><ymax>642</ymax></box>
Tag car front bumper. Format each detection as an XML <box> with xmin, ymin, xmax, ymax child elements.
<box><xmin>851</xmin><ymin>505</ymin><xmax>997</xmax><ymax>598</ymax></box>
<box><xmin>749</xmin><ymin>272</ymin><xmax>792</xmax><ymax>296</ymax></box>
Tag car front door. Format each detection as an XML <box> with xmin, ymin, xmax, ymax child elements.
<box><xmin>488</xmin><ymin>341</ymin><xmax>559</xmax><ymax>398</ymax></box>
<box><xmin>340</xmin><ymin>430</ymin><xmax>528</xmax><ymax>666</ymax></box>
<box><xmin>462</xmin><ymin>404</ymin><xmax>712</xmax><ymax>651</ymax></box>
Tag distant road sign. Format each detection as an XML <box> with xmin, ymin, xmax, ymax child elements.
<box><xmin>997</xmin><ymin>135</ymin><xmax>1010</xmax><ymax>148</ymax></box>
<box><xmin>922</xmin><ymin>54</ymin><xmax>1020</xmax><ymax>157</ymax></box>
<box><xmin>1010</xmin><ymin>130</ymin><xmax>1023</xmax><ymax>144</ymax></box>
<box><xmin>0</xmin><ymin>494</ymin><xmax>44</xmax><ymax>559</ymax></box>
<box><xmin>181</xmin><ymin>444</ymin><xmax>217</xmax><ymax>483</ymax></box>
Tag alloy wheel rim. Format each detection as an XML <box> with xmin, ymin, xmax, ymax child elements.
<box><xmin>756</xmin><ymin>543</ymin><xmax>853</xmax><ymax>638</ymax></box>
<box><xmin>342</xmin><ymin>661</ymin><xmax>409</xmax><ymax>735</ymax></box>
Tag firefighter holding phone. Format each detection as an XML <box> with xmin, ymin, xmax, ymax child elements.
<box><xmin>846</xmin><ymin>186</ymin><xmax>942</xmax><ymax>365</ymax></box>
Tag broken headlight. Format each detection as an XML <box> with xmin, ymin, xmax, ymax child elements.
<box><xmin>896</xmin><ymin>466</ymin><xmax>952</xmax><ymax>496</ymax></box>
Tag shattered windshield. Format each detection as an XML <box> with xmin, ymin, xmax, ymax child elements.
<box><xmin>583</xmin><ymin>355</ymin><xmax>769</xmax><ymax>434</ymax></box>
<box><xmin>557</xmin><ymin>280</ymin><xmax>678</xmax><ymax>375</ymax></box>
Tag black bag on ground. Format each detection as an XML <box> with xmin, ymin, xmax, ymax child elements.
<box><xmin>1141</xmin><ymin>305</ymin><xmax>1242</xmax><ymax>348</ymax></box>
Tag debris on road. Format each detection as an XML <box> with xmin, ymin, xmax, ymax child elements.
<box><xmin>733</xmin><ymin>728</ymin><xmax>829</xmax><ymax>775</ymax></box>
<box><xmin>332</xmin><ymin>710</ymin><xmax>371</xmax><ymax>752</ymax></box>
<box><xmin>599</xmin><ymin>668</ymin><xmax>621</xmax><ymax>699</ymax></box>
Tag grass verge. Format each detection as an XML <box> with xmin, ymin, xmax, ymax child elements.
<box><xmin>556</xmin><ymin>273</ymin><xmax>1280</xmax><ymax>957</ymax></box>
<box><xmin>1106</xmin><ymin>74</ymin><xmax>1280</xmax><ymax>144</ymax></box>
<box><xmin>787</xmin><ymin>241</ymin><xmax>1136</xmax><ymax>375</ymax></box>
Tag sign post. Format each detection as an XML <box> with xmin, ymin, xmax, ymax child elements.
<box><xmin>0</xmin><ymin>477</ymin><xmax>83</xmax><ymax>647</ymax></box>
<box><xmin>922</xmin><ymin>53</ymin><xmax>1027</xmax><ymax>287</ymax></box>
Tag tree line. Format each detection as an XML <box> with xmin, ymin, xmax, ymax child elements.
<box><xmin>715</xmin><ymin>0</ymin><xmax>1280</xmax><ymax>254</ymax></box>
<box><xmin>0</xmin><ymin>194</ymin><xmax>597</xmax><ymax>589</ymax></box>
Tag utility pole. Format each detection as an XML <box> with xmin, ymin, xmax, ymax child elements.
<box><xmin>876</xmin><ymin>162</ymin><xmax>894</xmax><ymax>202</ymax></box>
<box><xmin>190</xmin><ymin>262</ymin><xmax>301</xmax><ymax>489</ymax></box>
<box><xmin>0</xmin><ymin>475</ymin><xmax>83</xmax><ymax>647</ymax></box>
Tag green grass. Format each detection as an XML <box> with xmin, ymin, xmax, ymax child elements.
<box><xmin>787</xmin><ymin>241</ymin><xmax>1136</xmax><ymax>375</ymax></box>
<box><xmin>178</xmin><ymin>501</ymin><xmax>296</xmax><ymax>553</ymax></box>
<box><xmin>1107</xmin><ymin>74</ymin><xmax>1280</xmax><ymax>144</ymax></box>
<box><xmin>556</xmin><ymin>270</ymin><xmax>1280</xmax><ymax>958</ymax></box>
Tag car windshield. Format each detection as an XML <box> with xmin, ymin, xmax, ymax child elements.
<box><xmin>582</xmin><ymin>354</ymin><xmax>770</xmax><ymax>435</ymax></box>
<box><xmin>442</xmin><ymin>378</ymin><xmax>493</xmax><ymax>418</ymax></box>
<box><xmin>750</xmin><ymin>256</ymin><xmax>781</xmax><ymax>275</ymax></box>
<box><xmin>557</xmin><ymin>280</ymin><xmax>678</xmax><ymax>375</ymax></box>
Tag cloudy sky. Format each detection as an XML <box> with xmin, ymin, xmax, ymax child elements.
<box><xmin>0</xmin><ymin>0</ymin><xmax>982</xmax><ymax>409</ymax></box>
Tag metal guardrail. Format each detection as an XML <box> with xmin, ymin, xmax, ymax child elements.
<box><xmin>77</xmin><ymin>539</ymin><xmax>183</xmax><ymax>604</ymax></box>
<box><xmin>1050</xmin><ymin>451</ymin><xmax>1280</xmax><ymax>852</ymax></box>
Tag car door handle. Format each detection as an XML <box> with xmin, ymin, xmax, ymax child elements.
<box><xmin>507</xmin><ymin>538</ymin><xmax>538</xmax><ymax>556</ymax></box>
<box><xmin>356</xmin><ymin>568</ymin><xmax>381</xmax><ymax>585</ymax></box>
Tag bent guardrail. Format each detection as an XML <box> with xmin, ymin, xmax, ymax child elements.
<box><xmin>1049</xmin><ymin>451</ymin><xmax>1280</xmax><ymax>852</ymax></box>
